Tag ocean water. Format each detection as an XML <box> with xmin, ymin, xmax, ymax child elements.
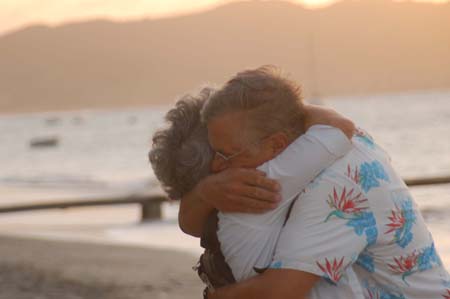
<box><xmin>0</xmin><ymin>107</ymin><xmax>167</xmax><ymax>195</ymax></box>
<box><xmin>0</xmin><ymin>91</ymin><xmax>449</xmax><ymax>264</ymax></box>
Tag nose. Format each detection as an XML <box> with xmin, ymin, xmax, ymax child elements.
<box><xmin>211</xmin><ymin>154</ymin><xmax>229</xmax><ymax>173</ymax></box>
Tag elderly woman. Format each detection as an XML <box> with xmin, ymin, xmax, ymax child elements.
<box><xmin>149</xmin><ymin>82</ymin><xmax>359</xmax><ymax>298</ymax></box>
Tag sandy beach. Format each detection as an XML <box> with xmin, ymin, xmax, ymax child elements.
<box><xmin>0</xmin><ymin>235</ymin><xmax>203</xmax><ymax>299</ymax></box>
<box><xmin>0</xmin><ymin>184</ymin><xmax>448</xmax><ymax>299</ymax></box>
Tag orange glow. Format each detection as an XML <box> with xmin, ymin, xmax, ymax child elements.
<box><xmin>1</xmin><ymin>0</ymin><xmax>448</xmax><ymax>35</ymax></box>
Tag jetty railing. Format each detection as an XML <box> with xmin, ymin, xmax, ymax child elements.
<box><xmin>0</xmin><ymin>176</ymin><xmax>449</xmax><ymax>221</ymax></box>
<box><xmin>0</xmin><ymin>193</ymin><xmax>167</xmax><ymax>222</ymax></box>
<box><xmin>404</xmin><ymin>176</ymin><xmax>450</xmax><ymax>187</ymax></box>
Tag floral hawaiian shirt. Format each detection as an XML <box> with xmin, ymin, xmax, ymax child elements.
<box><xmin>270</xmin><ymin>129</ymin><xmax>450</xmax><ymax>299</ymax></box>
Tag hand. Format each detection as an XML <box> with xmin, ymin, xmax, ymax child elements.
<box><xmin>304</xmin><ymin>104</ymin><xmax>355</xmax><ymax>139</ymax></box>
<box><xmin>195</xmin><ymin>168</ymin><xmax>281</xmax><ymax>213</ymax></box>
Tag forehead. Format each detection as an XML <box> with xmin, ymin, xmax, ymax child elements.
<box><xmin>207</xmin><ymin>111</ymin><xmax>247</xmax><ymax>151</ymax></box>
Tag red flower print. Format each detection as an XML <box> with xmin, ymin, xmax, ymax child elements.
<box><xmin>367</xmin><ymin>289</ymin><xmax>380</xmax><ymax>299</ymax></box>
<box><xmin>327</xmin><ymin>186</ymin><xmax>368</xmax><ymax>214</ymax></box>
<box><xmin>346</xmin><ymin>164</ymin><xmax>360</xmax><ymax>184</ymax></box>
<box><xmin>443</xmin><ymin>289</ymin><xmax>450</xmax><ymax>299</ymax></box>
<box><xmin>316</xmin><ymin>257</ymin><xmax>345</xmax><ymax>284</ymax></box>
<box><xmin>385</xmin><ymin>206</ymin><xmax>406</xmax><ymax>234</ymax></box>
<box><xmin>387</xmin><ymin>251</ymin><xmax>419</xmax><ymax>274</ymax></box>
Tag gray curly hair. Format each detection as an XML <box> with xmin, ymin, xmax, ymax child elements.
<box><xmin>202</xmin><ymin>65</ymin><xmax>305</xmax><ymax>143</ymax></box>
<box><xmin>149</xmin><ymin>87</ymin><xmax>215</xmax><ymax>200</ymax></box>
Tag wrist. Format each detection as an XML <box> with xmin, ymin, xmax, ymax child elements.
<box><xmin>194</xmin><ymin>180</ymin><xmax>215</xmax><ymax>210</ymax></box>
<box><xmin>302</xmin><ymin>104</ymin><xmax>314</xmax><ymax>130</ymax></box>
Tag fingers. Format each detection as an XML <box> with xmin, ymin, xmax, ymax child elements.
<box><xmin>238</xmin><ymin>185</ymin><xmax>281</xmax><ymax>203</ymax></box>
<box><xmin>234</xmin><ymin>168</ymin><xmax>280</xmax><ymax>192</ymax></box>
<box><xmin>253</xmin><ymin>175</ymin><xmax>281</xmax><ymax>192</ymax></box>
<box><xmin>203</xmin><ymin>168</ymin><xmax>282</xmax><ymax>213</ymax></box>
<box><xmin>340</xmin><ymin>119</ymin><xmax>356</xmax><ymax>139</ymax></box>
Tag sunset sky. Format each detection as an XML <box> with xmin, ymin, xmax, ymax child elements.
<box><xmin>1</xmin><ymin>0</ymin><xmax>448</xmax><ymax>35</ymax></box>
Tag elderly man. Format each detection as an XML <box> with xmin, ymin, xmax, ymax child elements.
<box><xmin>150</xmin><ymin>76</ymin><xmax>358</xmax><ymax>298</ymax></box>
<box><xmin>170</xmin><ymin>66</ymin><xmax>450</xmax><ymax>299</ymax></box>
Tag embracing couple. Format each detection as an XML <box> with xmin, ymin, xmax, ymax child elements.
<box><xmin>150</xmin><ymin>66</ymin><xmax>450</xmax><ymax>299</ymax></box>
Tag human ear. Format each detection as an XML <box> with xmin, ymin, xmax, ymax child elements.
<box><xmin>269</xmin><ymin>132</ymin><xmax>289</xmax><ymax>156</ymax></box>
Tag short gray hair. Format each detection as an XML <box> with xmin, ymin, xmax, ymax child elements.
<box><xmin>149</xmin><ymin>87</ymin><xmax>215</xmax><ymax>199</ymax></box>
<box><xmin>202</xmin><ymin>65</ymin><xmax>306</xmax><ymax>143</ymax></box>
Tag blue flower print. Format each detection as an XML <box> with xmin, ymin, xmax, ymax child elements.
<box><xmin>363</xmin><ymin>280</ymin><xmax>405</xmax><ymax>299</ymax></box>
<box><xmin>359</xmin><ymin>160</ymin><xmax>390</xmax><ymax>193</ymax></box>
<box><xmin>270</xmin><ymin>261</ymin><xmax>283</xmax><ymax>269</ymax></box>
<box><xmin>347</xmin><ymin>211</ymin><xmax>378</xmax><ymax>246</ymax></box>
<box><xmin>325</xmin><ymin>186</ymin><xmax>378</xmax><ymax>246</ymax></box>
<box><xmin>388</xmin><ymin>243</ymin><xmax>442</xmax><ymax>285</ymax></box>
<box><xmin>355</xmin><ymin>128</ymin><xmax>376</xmax><ymax>149</ymax></box>
<box><xmin>417</xmin><ymin>243</ymin><xmax>442</xmax><ymax>272</ymax></box>
<box><xmin>385</xmin><ymin>195</ymin><xmax>416</xmax><ymax>248</ymax></box>
<box><xmin>356</xmin><ymin>252</ymin><xmax>375</xmax><ymax>273</ymax></box>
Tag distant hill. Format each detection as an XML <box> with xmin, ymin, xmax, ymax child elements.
<box><xmin>1</xmin><ymin>0</ymin><xmax>449</xmax><ymax>113</ymax></box>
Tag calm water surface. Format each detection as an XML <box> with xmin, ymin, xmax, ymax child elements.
<box><xmin>0</xmin><ymin>91</ymin><xmax>449</xmax><ymax>220</ymax></box>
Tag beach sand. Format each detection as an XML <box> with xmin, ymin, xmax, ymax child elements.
<box><xmin>0</xmin><ymin>185</ymin><xmax>447</xmax><ymax>299</ymax></box>
<box><xmin>0</xmin><ymin>235</ymin><xmax>203</xmax><ymax>299</ymax></box>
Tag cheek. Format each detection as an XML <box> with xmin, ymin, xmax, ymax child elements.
<box><xmin>231</xmin><ymin>151</ymin><xmax>273</xmax><ymax>168</ymax></box>
<box><xmin>251</xmin><ymin>147</ymin><xmax>278</xmax><ymax>166</ymax></box>
<box><xmin>226</xmin><ymin>156</ymin><xmax>255</xmax><ymax>168</ymax></box>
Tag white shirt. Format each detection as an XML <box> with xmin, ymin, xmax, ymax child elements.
<box><xmin>270</xmin><ymin>129</ymin><xmax>450</xmax><ymax>298</ymax></box>
<box><xmin>217</xmin><ymin>125</ymin><xmax>360</xmax><ymax>298</ymax></box>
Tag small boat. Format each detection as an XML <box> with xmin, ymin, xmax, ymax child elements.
<box><xmin>29</xmin><ymin>136</ymin><xmax>59</xmax><ymax>148</ymax></box>
<box><xmin>44</xmin><ymin>117</ymin><xmax>61</xmax><ymax>126</ymax></box>
<box><xmin>127</xmin><ymin>115</ymin><xmax>138</xmax><ymax>125</ymax></box>
<box><xmin>72</xmin><ymin>116</ymin><xmax>83</xmax><ymax>125</ymax></box>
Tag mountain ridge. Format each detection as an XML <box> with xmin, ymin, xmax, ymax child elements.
<box><xmin>1</xmin><ymin>0</ymin><xmax>449</xmax><ymax>113</ymax></box>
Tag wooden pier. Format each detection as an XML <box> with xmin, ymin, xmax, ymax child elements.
<box><xmin>404</xmin><ymin>175</ymin><xmax>450</xmax><ymax>187</ymax></box>
<box><xmin>0</xmin><ymin>175</ymin><xmax>448</xmax><ymax>221</ymax></box>
<box><xmin>0</xmin><ymin>193</ymin><xmax>167</xmax><ymax>222</ymax></box>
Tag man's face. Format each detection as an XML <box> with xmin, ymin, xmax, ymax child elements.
<box><xmin>207</xmin><ymin>111</ymin><xmax>277</xmax><ymax>173</ymax></box>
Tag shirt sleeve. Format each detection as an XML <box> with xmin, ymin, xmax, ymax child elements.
<box><xmin>224</xmin><ymin>125</ymin><xmax>352</xmax><ymax>227</ymax></box>
<box><xmin>258</xmin><ymin>125</ymin><xmax>352</xmax><ymax>202</ymax></box>
<box><xmin>269</xmin><ymin>177</ymin><xmax>376</xmax><ymax>285</ymax></box>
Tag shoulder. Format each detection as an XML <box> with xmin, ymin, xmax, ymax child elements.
<box><xmin>258</xmin><ymin>125</ymin><xmax>352</xmax><ymax>174</ymax></box>
<box><xmin>304</xmin><ymin>128</ymin><xmax>393</xmax><ymax>196</ymax></box>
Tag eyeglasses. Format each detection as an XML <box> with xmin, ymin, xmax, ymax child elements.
<box><xmin>213</xmin><ymin>136</ymin><xmax>267</xmax><ymax>163</ymax></box>
<box><xmin>214</xmin><ymin>145</ymin><xmax>251</xmax><ymax>162</ymax></box>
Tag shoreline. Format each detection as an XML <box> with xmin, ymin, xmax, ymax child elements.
<box><xmin>0</xmin><ymin>185</ymin><xmax>448</xmax><ymax>298</ymax></box>
<box><xmin>1</xmin><ymin>226</ymin><xmax>447</xmax><ymax>299</ymax></box>
<box><xmin>0</xmin><ymin>203</ymin><xmax>447</xmax><ymax>298</ymax></box>
<box><xmin>0</xmin><ymin>235</ymin><xmax>203</xmax><ymax>299</ymax></box>
<box><xmin>0</xmin><ymin>185</ymin><xmax>448</xmax><ymax>271</ymax></box>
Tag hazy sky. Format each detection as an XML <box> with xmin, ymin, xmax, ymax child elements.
<box><xmin>1</xmin><ymin>0</ymin><xmax>448</xmax><ymax>35</ymax></box>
